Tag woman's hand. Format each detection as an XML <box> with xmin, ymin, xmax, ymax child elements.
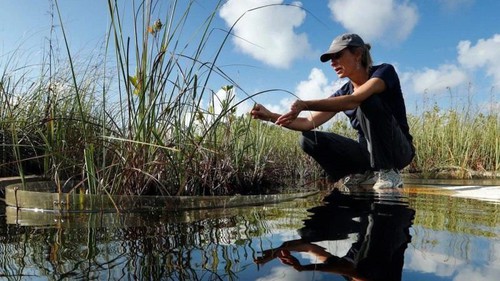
<box><xmin>255</xmin><ymin>248</ymin><xmax>303</xmax><ymax>270</ymax></box>
<box><xmin>276</xmin><ymin>99</ymin><xmax>306</xmax><ymax>126</ymax></box>
<box><xmin>278</xmin><ymin>250</ymin><xmax>303</xmax><ymax>271</ymax></box>
<box><xmin>254</xmin><ymin>248</ymin><xmax>282</xmax><ymax>265</ymax></box>
<box><xmin>250</xmin><ymin>103</ymin><xmax>275</xmax><ymax>122</ymax></box>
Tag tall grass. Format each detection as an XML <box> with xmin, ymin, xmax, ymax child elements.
<box><xmin>99</xmin><ymin>0</ymin><xmax>299</xmax><ymax>195</ymax></box>
<box><xmin>1</xmin><ymin>0</ymin><xmax>498</xmax><ymax>199</ymax></box>
<box><xmin>2</xmin><ymin>0</ymin><xmax>314</xmax><ymax>195</ymax></box>
<box><xmin>323</xmin><ymin>102</ymin><xmax>499</xmax><ymax>179</ymax></box>
<box><xmin>408</xmin><ymin>101</ymin><xmax>499</xmax><ymax>178</ymax></box>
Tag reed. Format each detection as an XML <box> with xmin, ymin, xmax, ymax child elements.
<box><xmin>3</xmin><ymin>0</ymin><xmax>310</xmax><ymax>196</ymax></box>
<box><xmin>99</xmin><ymin>0</ymin><xmax>298</xmax><ymax>195</ymax></box>
<box><xmin>322</xmin><ymin>95</ymin><xmax>499</xmax><ymax>179</ymax></box>
<box><xmin>1</xmin><ymin>0</ymin><xmax>498</xmax><ymax>198</ymax></box>
<box><xmin>408</xmin><ymin>102</ymin><xmax>499</xmax><ymax>178</ymax></box>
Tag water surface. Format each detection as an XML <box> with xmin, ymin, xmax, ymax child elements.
<box><xmin>1</xmin><ymin>182</ymin><xmax>499</xmax><ymax>280</ymax></box>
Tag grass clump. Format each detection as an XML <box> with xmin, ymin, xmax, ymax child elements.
<box><xmin>1</xmin><ymin>0</ymin><xmax>498</xmax><ymax>199</ymax></box>
<box><xmin>99</xmin><ymin>0</ymin><xmax>314</xmax><ymax>195</ymax></box>
<box><xmin>408</xmin><ymin>103</ymin><xmax>499</xmax><ymax>178</ymax></box>
<box><xmin>1</xmin><ymin>0</ymin><xmax>320</xmax><ymax>196</ymax></box>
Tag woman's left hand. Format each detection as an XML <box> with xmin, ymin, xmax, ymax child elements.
<box><xmin>276</xmin><ymin>99</ymin><xmax>306</xmax><ymax>125</ymax></box>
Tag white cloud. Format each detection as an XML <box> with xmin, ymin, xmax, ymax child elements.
<box><xmin>236</xmin><ymin>99</ymin><xmax>254</xmax><ymax>116</ymax></box>
<box><xmin>480</xmin><ymin>100</ymin><xmax>500</xmax><ymax>114</ymax></box>
<box><xmin>406</xmin><ymin>64</ymin><xmax>468</xmax><ymax>94</ymax></box>
<box><xmin>401</xmin><ymin>34</ymin><xmax>500</xmax><ymax>102</ymax></box>
<box><xmin>405</xmin><ymin>249</ymin><xmax>461</xmax><ymax>277</ymax></box>
<box><xmin>255</xmin><ymin>266</ymin><xmax>308</xmax><ymax>281</ymax></box>
<box><xmin>295</xmin><ymin>68</ymin><xmax>339</xmax><ymax>101</ymax></box>
<box><xmin>211</xmin><ymin>87</ymin><xmax>255</xmax><ymax>117</ymax></box>
<box><xmin>405</xmin><ymin>229</ymin><xmax>500</xmax><ymax>281</ymax></box>
<box><xmin>219</xmin><ymin>0</ymin><xmax>312</xmax><ymax>69</ymax></box>
<box><xmin>211</xmin><ymin>88</ymin><xmax>234</xmax><ymax>115</ymax></box>
<box><xmin>327</xmin><ymin>0</ymin><xmax>418</xmax><ymax>44</ymax></box>
<box><xmin>264</xmin><ymin>68</ymin><xmax>342</xmax><ymax>114</ymax></box>
<box><xmin>454</xmin><ymin>267</ymin><xmax>500</xmax><ymax>281</ymax></box>
<box><xmin>457</xmin><ymin>34</ymin><xmax>500</xmax><ymax>87</ymax></box>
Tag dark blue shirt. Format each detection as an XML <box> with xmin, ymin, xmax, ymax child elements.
<box><xmin>330</xmin><ymin>63</ymin><xmax>413</xmax><ymax>142</ymax></box>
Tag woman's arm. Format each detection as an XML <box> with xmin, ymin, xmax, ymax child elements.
<box><xmin>281</xmin><ymin>111</ymin><xmax>337</xmax><ymax>131</ymax></box>
<box><xmin>250</xmin><ymin>104</ymin><xmax>336</xmax><ymax>131</ymax></box>
<box><xmin>276</xmin><ymin>77</ymin><xmax>386</xmax><ymax>126</ymax></box>
<box><xmin>278</xmin><ymin>250</ymin><xmax>358</xmax><ymax>277</ymax></box>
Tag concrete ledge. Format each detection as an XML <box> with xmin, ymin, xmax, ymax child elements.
<box><xmin>4</xmin><ymin>181</ymin><xmax>319</xmax><ymax>213</ymax></box>
<box><xmin>0</xmin><ymin>175</ymin><xmax>46</xmax><ymax>189</ymax></box>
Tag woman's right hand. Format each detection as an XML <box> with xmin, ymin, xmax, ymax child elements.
<box><xmin>277</xmin><ymin>250</ymin><xmax>303</xmax><ymax>271</ymax></box>
<box><xmin>250</xmin><ymin>103</ymin><xmax>274</xmax><ymax>122</ymax></box>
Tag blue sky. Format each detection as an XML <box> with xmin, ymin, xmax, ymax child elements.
<box><xmin>1</xmin><ymin>0</ymin><xmax>499</xmax><ymax>118</ymax></box>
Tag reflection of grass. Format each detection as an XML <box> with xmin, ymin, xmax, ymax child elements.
<box><xmin>0</xmin><ymin>198</ymin><xmax>316</xmax><ymax>280</ymax></box>
<box><xmin>408</xmin><ymin>190</ymin><xmax>499</xmax><ymax>265</ymax></box>
<box><xmin>408</xmin><ymin>191</ymin><xmax>499</xmax><ymax>238</ymax></box>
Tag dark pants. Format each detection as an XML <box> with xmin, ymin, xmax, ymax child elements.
<box><xmin>299</xmin><ymin>95</ymin><xmax>414</xmax><ymax>182</ymax></box>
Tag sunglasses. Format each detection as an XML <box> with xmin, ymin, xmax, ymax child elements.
<box><xmin>330</xmin><ymin>50</ymin><xmax>345</xmax><ymax>60</ymax></box>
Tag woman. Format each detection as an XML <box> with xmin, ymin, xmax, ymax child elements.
<box><xmin>250</xmin><ymin>33</ymin><xmax>414</xmax><ymax>189</ymax></box>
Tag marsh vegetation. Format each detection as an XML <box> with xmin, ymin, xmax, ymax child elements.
<box><xmin>0</xmin><ymin>0</ymin><xmax>498</xmax><ymax>196</ymax></box>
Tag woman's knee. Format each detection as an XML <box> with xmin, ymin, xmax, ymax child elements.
<box><xmin>299</xmin><ymin>131</ymin><xmax>317</xmax><ymax>153</ymax></box>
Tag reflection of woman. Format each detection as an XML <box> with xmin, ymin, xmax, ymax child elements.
<box><xmin>255</xmin><ymin>189</ymin><xmax>415</xmax><ymax>281</ymax></box>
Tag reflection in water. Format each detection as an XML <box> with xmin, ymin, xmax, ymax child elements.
<box><xmin>1</xmin><ymin>183</ymin><xmax>498</xmax><ymax>280</ymax></box>
<box><xmin>0</xmin><ymin>200</ymin><xmax>309</xmax><ymax>280</ymax></box>
<box><xmin>1</xmin><ymin>215</ymin><xmax>249</xmax><ymax>280</ymax></box>
<box><xmin>255</xmin><ymin>187</ymin><xmax>415</xmax><ymax>281</ymax></box>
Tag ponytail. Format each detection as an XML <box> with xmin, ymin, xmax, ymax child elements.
<box><xmin>348</xmin><ymin>44</ymin><xmax>373</xmax><ymax>72</ymax></box>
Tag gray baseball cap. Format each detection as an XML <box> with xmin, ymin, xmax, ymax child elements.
<box><xmin>320</xmin><ymin>33</ymin><xmax>365</xmax><ymax>62</ymax></box>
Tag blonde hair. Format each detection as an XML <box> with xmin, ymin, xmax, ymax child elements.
<box><xmin>348</xmin><ymin>44</ymin><xmax>373</xmax><ymax>71</ymax></box>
